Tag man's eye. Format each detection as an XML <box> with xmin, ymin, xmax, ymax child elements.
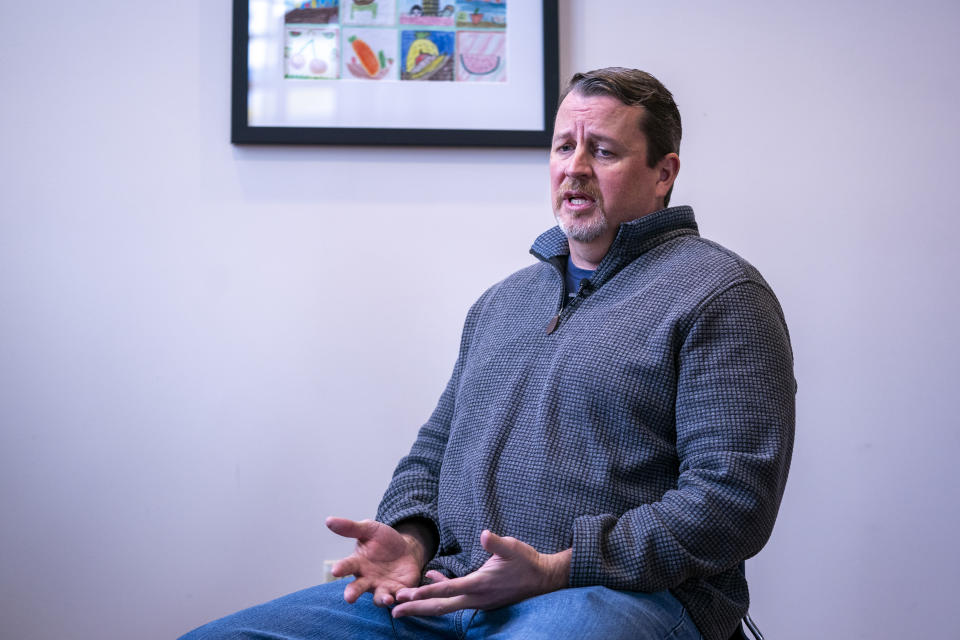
<box><xmin>556</xmin><ymin>143</ymin><xmax>573</xmax><ymax>152</ymax></box>
<box><xmin>595</xmin><ymin>148</ymin><xmax>613</xmax><ymax>158</ymax></box>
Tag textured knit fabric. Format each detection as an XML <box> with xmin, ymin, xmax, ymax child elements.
<box><xmin>375</xmin><ymin>206</ymin><xmax>795</xmax><ymax>640</ymax></box>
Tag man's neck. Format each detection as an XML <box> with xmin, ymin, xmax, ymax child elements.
<box><xmin>568</xmin><ymin>235</ymin><xmax>614</xmax><ymax>270</ymax></box>
<box><xmin>566</xmin><ymin>204</ymin><xmax>669</xmax><ymax>269</ymax></box>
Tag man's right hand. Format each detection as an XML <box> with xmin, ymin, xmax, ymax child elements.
<box><xmin>325</xmin><ymin>517</ymin><xmax>429</xmax><ymax>607</ymax></box>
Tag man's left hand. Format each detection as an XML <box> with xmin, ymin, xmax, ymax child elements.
<box><xmin>391</xmin><ymin>530</ymin><xmax>571</xmax><ymax>618</ymax></box>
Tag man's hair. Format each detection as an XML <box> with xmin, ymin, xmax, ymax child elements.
<box><xmin>558</xmin><ymin>67</ymin><xmax>682</xmax><ymax>206</ymax></box>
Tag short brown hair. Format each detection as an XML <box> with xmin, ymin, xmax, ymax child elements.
<box><xmin>559</xmin><ymin>68</ymin><xmax>682</xmax><ymax>205</ymax></box>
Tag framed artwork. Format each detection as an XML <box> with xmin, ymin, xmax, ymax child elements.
<box><xmin>232</xmin><ymin>0</ymin><xmax>559</xmax><ymax>147</ymax></box>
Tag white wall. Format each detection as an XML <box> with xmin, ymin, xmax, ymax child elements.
<box><xmin>1</xmin><ymin>1</ymin><xmax>957</xmax><ymax>638</ymax></box>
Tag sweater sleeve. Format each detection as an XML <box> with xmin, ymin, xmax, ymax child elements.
<box><xmin>374</xmin><ymin>290</ymin><xmax>490</xmax><ymax>550</ymax></box>
<box><xmin>569</xmin><ymin>280</ymin><xmax>795</xmax><ymax>591</ymax></box>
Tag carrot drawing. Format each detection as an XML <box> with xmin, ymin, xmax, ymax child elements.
<box><xmin>348</xmin><ymin>36</ymin><xmax>379</xmax><ymax>76</ymax></box>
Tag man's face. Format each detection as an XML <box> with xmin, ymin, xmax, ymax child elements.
<box><xmin>550</xmin><ymin>91</ymin><xmax>670</xmax><ymax>247</ymax></box>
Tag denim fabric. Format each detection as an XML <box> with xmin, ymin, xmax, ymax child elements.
<box><xmin>179</xmin><ymin>579</ymin><xmax>703</xmax><ymax>640</ymax></box>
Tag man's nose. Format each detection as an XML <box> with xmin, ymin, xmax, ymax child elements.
<box><xmin>565</xmin><ymin>146</ymin><xmax>592</xmax><ymax>179</ymax></box>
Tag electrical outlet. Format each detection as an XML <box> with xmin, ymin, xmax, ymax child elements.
<box><xmin>323</xmin><ymin>559</ymin><xmax>338</xmax><ymax>583</ymax></box>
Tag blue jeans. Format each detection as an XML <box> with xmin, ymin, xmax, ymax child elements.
<box><xmin>180</xmin><ymin>578</ymin><xmax>703</xmax><ymax>640</ymax></box>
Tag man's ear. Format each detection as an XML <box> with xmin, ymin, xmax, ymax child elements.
<box><xmin>655</xmin><ymin>153</ymin><xmax>681</xmax><ymax>199</ymax></box>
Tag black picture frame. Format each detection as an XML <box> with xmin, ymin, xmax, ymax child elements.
<box><xmin>231</xmin><ymin>0</ymin><xmax>559</xmax><ymax>147</ymax></box>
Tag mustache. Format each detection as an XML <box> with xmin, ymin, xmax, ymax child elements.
<box><xmin>554</xmin><ymin>179</ymin><xmax>603</xmax><ymax>208</ymax></box>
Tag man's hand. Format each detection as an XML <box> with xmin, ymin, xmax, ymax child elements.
<box><xmin>391</xmin><ymin>530</ymin><xmax>571</xmax><ymax>618</ymax></box>
<box><xmin>325</xmin><ymin>517</ymin><xmax>430</xmax><ymax>607</ymax></box>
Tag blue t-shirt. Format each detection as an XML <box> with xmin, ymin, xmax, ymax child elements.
<box><xmin>565</xmin><ymin>255</ymin><xmax>595</xmax><ymax>300</ymax></box>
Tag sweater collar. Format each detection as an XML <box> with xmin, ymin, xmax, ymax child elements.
<box><xmin>530</xmin><ymin>206</ymin><xmax>699</xmax><ymax>284</ymax></box>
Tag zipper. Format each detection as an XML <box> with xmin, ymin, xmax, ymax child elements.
<box><xmin>542</xmin><ymin>257</ymin><xmax>593</xmax><ymax>335</ymax></box>
<box><xmin>547</xmin><ymin>283</ymin><xmax>592</xmax><ymax>334</ymax></box>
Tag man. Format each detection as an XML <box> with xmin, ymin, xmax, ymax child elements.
<box><xmin>182</xmin><ymin>68</ymin><xmax>794</xmax><ymax>640</ymax></box>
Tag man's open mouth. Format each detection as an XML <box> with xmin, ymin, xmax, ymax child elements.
<box><xmin>564</xmin><ymin>191</ymin><xmax>595</xmax><ymax>206</ymax></box>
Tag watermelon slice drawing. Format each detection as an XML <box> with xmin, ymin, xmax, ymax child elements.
<box><xmin>459</xmin><ymin>54</ymin><xmax>501</xmax><ymax>76</ymax></box>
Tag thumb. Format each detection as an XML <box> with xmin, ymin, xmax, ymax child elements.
<box><xmin>326</xmin><ymin>517</ymin><xmax>376</xmax><ymax>540</ymax></box>
<box><xmin>480</xmin><ymin>529</ymin><xmax>521</xmax><ymax>559</ymax></box>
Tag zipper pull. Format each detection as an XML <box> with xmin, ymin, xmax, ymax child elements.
<box><xmin>546</xmin><ymin>314</ymin><xmax>560</xmax><ymax>334</ymax></box>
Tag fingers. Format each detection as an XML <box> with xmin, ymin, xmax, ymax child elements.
<box><xmin>395</xmin><ymin>574</ymin><xmax>472</xmax><ymax>604</ymax></box>
<box><xmin>479</xmin><ymin>529</ymin><xmax>521</xmax><ymax>558</ymax></box>
<box><xmin>424</xmin><ymin>570</ymin><xmax>449</xmax><ymax>583</ymax></box>
<box><xmin>325</xmin><ymin>517</ymin><xmax>377</xmax><ymax>540</ymax></box>
<box><xmin>330</xmin><ymin>556</ymin><xmax>360</xmax><ymax>578</ymax></box>
<box><xmin>394</xmin><ymin>586</ymin><xmax>416</xmax><ymax>603</ymax></box>
<box><xmin>372</xmin><ymin>584</ymin><xmax>397</xmax><ymax>607</ymax></box>
<box><xmin>392</xmin><ymin>595</ymin><xmax>471</xmax><ymax>618</ymax></box>
<box><xmin>342</xmin><ymin>577</ymin><xmax>373</xmax><ymax>604</ymax></box>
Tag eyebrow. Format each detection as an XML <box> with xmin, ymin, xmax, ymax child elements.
<box><xmin>552</xmin><ymin>130</ymin><xmax>621</xmax><ymax>146</ymax></box>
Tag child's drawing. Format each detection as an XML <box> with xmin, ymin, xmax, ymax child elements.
<box><xmin>399</xmin><ymin>1</ymin><xmax>456</xmax><ymax>26</ymax></box>
<box><xmin>284</xmin><ymin>0</ymin><xmax>340</xmax><ymax>25</ymax></box>
<box><xmin>455</xmin><ymin>1</ymin><xmax>506</xmax><ymax>29</ymax></box>
<box><xmin>400</xmin><ymin>30</ymin><xmax>455</xmax><ymax>81</ymax></box>
<box><xmin>341</xmin><ymin>0</ymin><xmax>397</xmax><ymax>27</ymax></box>
<box><xmin>284</xmin><ymin>26</ymin><xmax>340</xmax><ymax>79</ymax></box>
<box><xmin>342</xmin><ymin>28</ymin><xmax>397</xmax><ymax>80</ymax></box>
<box><xmin>456</xmin><ymin>31</ymin><xmax>505</xmax><ymax>82</ymax></box>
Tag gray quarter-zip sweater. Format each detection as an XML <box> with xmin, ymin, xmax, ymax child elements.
<box><xmin>376</xmin><ymin>206</ymin><xmax>795</xmax><ymax>640</ymax></box>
